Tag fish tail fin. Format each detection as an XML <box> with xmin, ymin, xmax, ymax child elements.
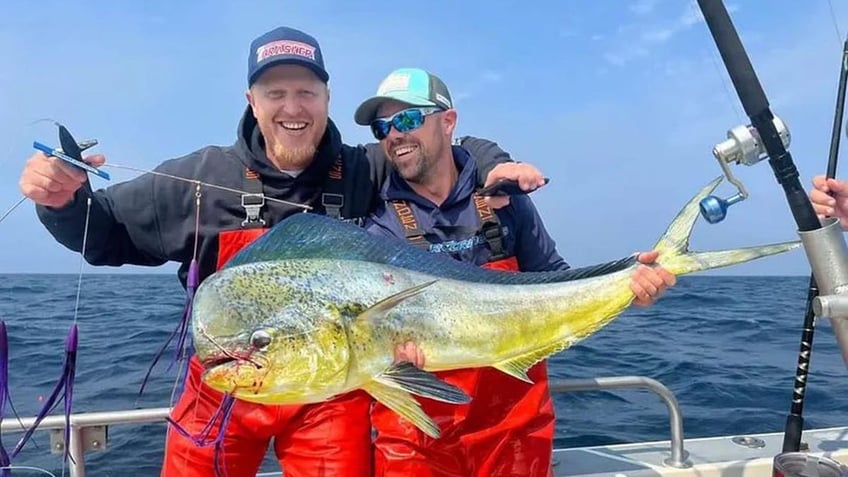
<box><xmin>653</xmin><ymin>176</ymin><xmax>801</xmax><ymax>276</ymax></box>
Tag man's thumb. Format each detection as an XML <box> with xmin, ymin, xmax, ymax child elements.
<box><xmin>84</xmin><ymin>154</ymin><xmax>107</xmax><ymax>167</ymax></box>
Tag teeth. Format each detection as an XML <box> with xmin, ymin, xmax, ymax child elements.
<box><xmin>394</xmin><ymin>145</ymin><xmax>417</xmax><ymax>156</ymax></box>
<box><xmin>279</xmin><ymin>122</ymin><xmax>307</xmax><ymax>130</ymax></box>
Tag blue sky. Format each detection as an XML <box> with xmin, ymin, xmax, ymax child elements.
<box><xmin>1</xmin><ymin>0</ymin><xmax>846</xmax><ymax>275</ymax></box>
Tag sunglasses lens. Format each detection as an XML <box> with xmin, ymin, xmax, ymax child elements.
<box><xmin>393</xmin><ymin>109</ymin><xmax>424</xmax><ymax>133</ymax></box>
<box><xmin>370</xmin><ymin>120</ymin><xmax>391</xmax><ymax>140</ymax></box>
<box><xmin>371</xmin><ymin>108</ymin><xmax>433</xmax><ymax>140</ymax></box>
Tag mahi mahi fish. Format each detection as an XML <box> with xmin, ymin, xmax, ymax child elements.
<box><xmin>191</xmin><ymin>177</ymin><xmax>800</xmax><ymax>438</ymax></box>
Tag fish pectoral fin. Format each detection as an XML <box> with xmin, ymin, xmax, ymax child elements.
<box><xmin>377</xmin><ymin>362</ymin><xmax>470</xmax><ymax>404</ymax></box>
<box><xmin>493</xmin><ymin>341</ymin><xmax>569</xmax><ymax>383</ymax></box>
<box><xmin>359</xmin><ymin>280</ymin><xmax>438</xmax><ymax>323</ymax></box>
<box><xmin>362</xmin><ymin>380</ymin><xmax>441</xmax><ymax>438</ymax></box>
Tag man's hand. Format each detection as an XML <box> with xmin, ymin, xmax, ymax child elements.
<box><xmin>19</xmin><ymin>152</ymin><xmax>106</xmax><ymax>208</ymax></box>
<box><xmin>482</xmin><ymin>163</ymin><xmax>548</xmax><ymax>209</ymax></box>
<box><xmin>810</xmin><ymin>175</ymin><xmax>848</xmax><ymax>229</ymax></box>
<box><xmin>630</xmin><ymin>251</ymin><xmax>676</xmax><ymax>307</ymax></box>
<box><xmin>394</xmin><ymin>341</ymin><xmax>425</xmax><ymax>368</ymax></box>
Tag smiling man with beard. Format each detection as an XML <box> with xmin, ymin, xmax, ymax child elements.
<box><xmin>18</xmin><ymin>27</ymin><xmax>547</xmax><ymax>477</ymax></box>
<box><xmin>247</xmin><ymin>61</ymin><xmax>327</xmax><ymax>173</ymax></box>
<box><xmin>356</xmin><ymin>67</ymin><xmax>677</xmax><ymax>477</ymax></box>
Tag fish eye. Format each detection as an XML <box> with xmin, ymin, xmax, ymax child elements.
<box><xmin>250</xmin><ymin>329</ymin><xmax>272</xmax><ymax>349</ymax></box>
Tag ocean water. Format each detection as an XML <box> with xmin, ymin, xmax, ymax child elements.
<box><xmin>0</xmin><ymin>273</ymin><xmax>847</xmax><ymax>476</ymax></box>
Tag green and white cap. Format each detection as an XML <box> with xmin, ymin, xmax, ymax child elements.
<box><xmin>354</xmin><ymin>68</ymin><xmax>453</xmax><ymax>125</ymax></box>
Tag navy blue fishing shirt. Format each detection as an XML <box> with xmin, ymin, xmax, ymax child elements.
<box><xmin>364</xmin><ymin>146</ymin><xmax>569</xmax><ymax>272</ymax></box>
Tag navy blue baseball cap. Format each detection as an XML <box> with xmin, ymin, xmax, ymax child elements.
<box><xmin>247</xmin><ymin>26</ymin><xmax>329</xmax><ymax>86</ymax></box>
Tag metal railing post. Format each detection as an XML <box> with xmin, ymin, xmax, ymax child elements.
<box><xmin>1</xmin><ymin>407</ymin><xmax>172</xmax><ymax>475</ymax></box>
<box><xmin>549</xmin><ymin>376</ymin><xmax>691</xmax><ymax>468</ymax></box>
<box><xmin>69</xmin><ymin>424</ymin><xmax>85</xmax><ymax>477</ymax></box>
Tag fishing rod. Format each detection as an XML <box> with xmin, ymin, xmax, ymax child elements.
<box><xmin>777</xmin><ymin>33</ymin><xmax>848</xmax><ymax>454</ymax></box>
<box><xmin>694</xmin><ymin>0</ymin><xmax>848</xmax><ymax>460</ymax></box>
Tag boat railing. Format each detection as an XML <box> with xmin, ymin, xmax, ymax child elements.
<box><xmin>548</xmin><ymin>376</ymin><xmax>690</xmax><ymax>469</ymax></box>
<box><xmin>0</xmin><ymin>375</ymin><xmax>690</xmax><ymax>476</ymax></box>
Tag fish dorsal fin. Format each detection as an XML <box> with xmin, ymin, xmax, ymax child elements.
<box><xmin>224</xmin><ymin>213</ymin><xmax>637</xmax><ymax>285</ymax></box>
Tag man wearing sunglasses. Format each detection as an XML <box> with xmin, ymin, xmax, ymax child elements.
<box><xmin>356</xmin><ymin>67</ymin><xmax>677</xmax><ymax>477</ymax></box>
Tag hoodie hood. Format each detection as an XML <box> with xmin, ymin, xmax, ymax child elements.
<box><xmin>236</xmin><ymin>105</ymin><xmax>343</xmax><ymax>182</ymax></box>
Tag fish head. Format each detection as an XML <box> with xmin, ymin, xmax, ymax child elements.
<box><xmin>190</xmin><ymin>265</ymin><xmax>354</xmax><ymax>404</ymax></box>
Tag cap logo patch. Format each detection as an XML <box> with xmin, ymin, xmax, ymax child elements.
<box><xmin>256</xmin><ymin>40</ymin><xmax>316</xmax><ymax>62</ymax></box>
<box><xmin>377</xmin><ymin>72</ymin><xmax>411</xmax><ymax>94</ymax></box>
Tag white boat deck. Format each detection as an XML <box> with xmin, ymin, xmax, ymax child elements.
<box><xmin>552</xmin><ymin>426</ymin><xmax>848</xmax><ymax>476</ymax></box>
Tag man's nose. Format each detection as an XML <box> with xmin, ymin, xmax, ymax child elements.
<box><xmin>281</xmin><ymin>97</ymin><xmax>304</xmax><ymax>116</ymax></box>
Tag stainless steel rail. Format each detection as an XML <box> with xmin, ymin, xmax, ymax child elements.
<box><xmin>0</xmin><ymin>376</ymin><xmax>689</xmax><ymax>475</ymax></box>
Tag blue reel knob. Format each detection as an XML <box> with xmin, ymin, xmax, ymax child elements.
<box><xmin>699</xmin><ymin>193</ymin><xmax>745</xmax><ymax>224</ymax></box>
<box><xmin>699</xmin><ymin>196</ymin><xmax>727</xmax><ymax>223</ymax></box>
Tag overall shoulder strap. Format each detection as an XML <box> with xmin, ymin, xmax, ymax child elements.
<box><xmin>472</xmin><ymin>192</ymin><xmax>507</xmax><ymax>260</ymax></box>
<box><xmin>388</xmin><ymin>200</ymin><xmax>430</xmax><ymax>250</ymax></box>
<box><xmin>322</xmin><ymin>156</ymin><xmax>346</xmax><ymax>220</ymax></box>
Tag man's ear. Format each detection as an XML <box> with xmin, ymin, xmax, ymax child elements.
<box><xmin>245</xmin><ymin>88</ymin><xmax>257</xmax><ymax>116</ymax></box>
<box><xmin>443</xmin><ymin>109</ymin><xmax>458</xmax><ymax>136</ymax></box>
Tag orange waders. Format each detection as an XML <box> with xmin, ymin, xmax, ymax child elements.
<box><xmin>372</xmin><ymin>256</ymin><xmax>556</xmax><ymax>477</ymax></box>
<box><xmin>161</xmin><ymin>228</ymin><xmax>373</xmax><ymax>477</ymax></box>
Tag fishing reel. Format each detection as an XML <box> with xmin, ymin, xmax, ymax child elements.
<box><xmin>699</xmin><ymin>116</ymin><xmax>791</xmax><ymax>223</ymax></box>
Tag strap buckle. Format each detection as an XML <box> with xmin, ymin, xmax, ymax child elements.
<box><xmin>241</xmin><ymin>193</ymin><xmax>266</xmax><ymax>227</ymax></box>
<box><xmin>322</xmin><ymin>193</ymin><xmax>344</xmax><ymax>219</ymax></box>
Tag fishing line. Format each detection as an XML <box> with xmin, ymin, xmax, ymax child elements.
<box><xmin>71</xmin><ymin>198</ymin><xmax>92</xmax><ymax>324</ymax></box>
<box><xmin>196</xmin><ymin>327</ymin><xmax>265</xmax><ymax>369</ymax></box>
<box><xmin>689</xmin><ymin>0</ymin><xmax>746</xmax><ymax>124</ymax></box>
<box><xmin>0</xmin><ymin>118</ymin><xmax>316</xmax><ymax>476</ymax></box>
<box><xmin>692</xmin><ymin>0</ymin><xmax>848</xmax><ymax>455</ymax></box>
<box><xmin>0</xmin><ymin>119</ymin><xmax>75</xmax><ymax>477</ymax></box>
<box><xmin>0</xmin><ymin>164</ymin><xmax>313</xmax><ymax>223</ymax></box>
<box><xmin>0</xmin><ymin>118</ymin><xmax>55</xmax><ymax>225</ymax></box>
<box><xmin>1</xmin><ymin>144</ymin><xmax>314</xmax><ymax>227</ymax></box>
<box><xmin>167</xmin><ymin>184</ymin><xmax>202</xmax><ymax>409</ymax></box>
<box><xmin>52</xmin><ymin>198</ymin><xmax>92</xmax><ymax>477</ymax></box>
<box><xmin>54</xmin><ymin>199</ymin><xmax>91</xmax><ymax>477</ymax></box>
<box><xmin>192</xmin><ymin>185</ymin><xmax>201</xmax><ymax>260</ymax></box>
<box><xmin>707</xmin><ymin>44</ymin><xmax>747</xmax><ymax>124</ymax></box>
<box><xmin>1</xmin><ymin>118</ymin><xmax>91</xmax><ymax>476</ymax></box>
<box><xmin>136</xmin><ymin>185</ymin><xmax>201</xmax><ymax>405</ymax></box>
<box><xmin>101</xmin><ymin>163</ymin><xmax>313</xmax><ymax>211</ymax></box>
<box><xmin>827</xmin><ymin>0</ymin><xmax>844</xmax><ymax>45</ymax></box>
<box><xmin>0</xmin><ymin>198</ymin><xmax>25</xmax><ymax>225</ymax></box>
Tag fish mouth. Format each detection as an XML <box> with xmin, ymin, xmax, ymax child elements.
<box><xmin>200</xmin><ymin>352</ymin><xmax>273</xmax><ymax>398</ymax></box>
<box><xmin>201</xmin><ymin>355</ymin><xmax>239</xmax><ymax>369</ymax></box>
<box><xmin>201</xmin><ymin>352</ymin><xmax>266</xmax><ymax>371</ymax></box>
<box><xmin>195</xmin><ymin>326</ymin><xmax>267</xmax><ymax>370</ymax></box>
